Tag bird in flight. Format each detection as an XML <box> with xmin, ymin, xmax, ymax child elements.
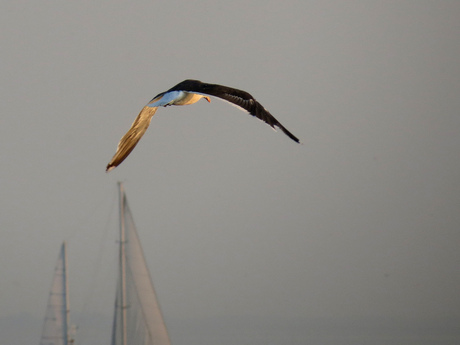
<box><xmin>106</xmin><ymin>79</ymin><xmax>300</xmax><ymax>172</ymax></box>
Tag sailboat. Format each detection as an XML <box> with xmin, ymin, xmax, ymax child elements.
<box><xmin>39</xmin><ymin>241</ymin><xmax>75</xmax><ymax>345</ymax></box>
<box><xmin>111</xmin><ymin>182</ymin><xmax>172</xmax><ymax>345</ymax></box>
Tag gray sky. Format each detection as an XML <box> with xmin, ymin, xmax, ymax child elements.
<box><xmin>1</xmin><ymin>1</ymin><xmax>460</xmax><ymax>344</ymax></box>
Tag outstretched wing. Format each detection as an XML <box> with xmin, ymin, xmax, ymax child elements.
<box><xmin>169</xmin><ymin>80</ymin><xmax>300</xmax><ymax>143</ymax></box>
<box><xmin>106</xmin><ymin>105</ymin><xmax>159</xmax><ymax>172</ymax></box>
<box><xmin>106</xmin><ymin>80</ymin><xmax>300</xmax><ymax>171</ymax></box>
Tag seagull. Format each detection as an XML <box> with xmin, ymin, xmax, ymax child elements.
<box><xmin>106</xmin><ymin>79</ymin><xmax>300</xmax><ymax>172</ymax></box>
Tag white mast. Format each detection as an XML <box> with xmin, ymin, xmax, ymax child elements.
<box><xmin>63</xmin><ymin>241</ymin><xmax>70</xmax><ymax>345</ymax></box>
<box><xmin>39</xmin><ymin>241</ymin><xmax>72</xmax><ymax>345</ymax></box>
<box><xmin>111</xmin><ymin>182</ymin><xmax>171</xmax><ymax>345</ymax></box>
<box><xmin>118</xmin><ymin>182</ymin><xmax>128</xmax><ymax>345</ymax></box>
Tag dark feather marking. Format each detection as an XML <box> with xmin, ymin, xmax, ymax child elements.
<box><xmin>169</xmin><ymin>80</ymin><xmax>300</xmax><ymax>143</ymax></box>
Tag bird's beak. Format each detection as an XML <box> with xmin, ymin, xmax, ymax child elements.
<box><xmin>205</xmin><ymin>96</ymin><xmax>211</xmax><ymax>103</ymax></box>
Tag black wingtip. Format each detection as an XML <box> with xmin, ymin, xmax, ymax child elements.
<box><xmin>277</xmin><ymin>124</ymin><xmax>301</xmax><ymax>144</ymax></box>
<box><xmin>285</xmin><ymin>129</ymin><xmax>301</xmax><ymax>143</ymax></box>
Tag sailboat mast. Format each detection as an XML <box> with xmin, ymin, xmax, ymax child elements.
<box><xmin>63</xmin><ymin>241</ymin><xmax>70</xmax><ymax>345</ymax></box>
<box><xmin>118</xmin><ymin>182</ymin><xmax>128</xmax><ymax>345</ymax></box>
<box><xmin>39</xmin><ymin>242</ymin><xmax>73</xmax><ymax>345</ymax></box>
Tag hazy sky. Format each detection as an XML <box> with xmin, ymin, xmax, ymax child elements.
<box><xmin>1</xmin><ymin>1</ymin><xmax>460</xmax><ymax>344</ymax></box>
